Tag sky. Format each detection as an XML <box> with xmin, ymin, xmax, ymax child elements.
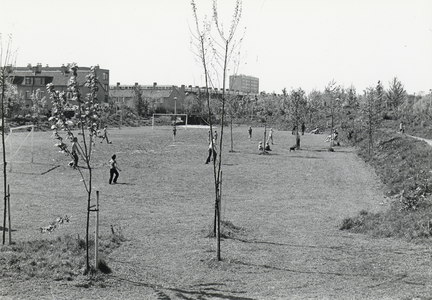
<box><xmin>1</xmin><ymin>0</ymin><xmax>431</xmax><ymax>95</ymax></box>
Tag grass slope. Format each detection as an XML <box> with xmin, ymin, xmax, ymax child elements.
<box><xmin>341</xmin><ymin>121</ymin><xmax>432</xmax><ymax>241</ymax></box>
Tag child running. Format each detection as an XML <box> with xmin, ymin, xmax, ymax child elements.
<box><xmin>109</xmin><ymin>154</ymin><xmax>121</xmax><ymax>184</ymax></box>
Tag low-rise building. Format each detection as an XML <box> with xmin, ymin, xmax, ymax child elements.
<box><xmin>110</xmin><ymin>82</ymin><xmax>186</xmax><ymax>113</ymax></box>
<box><xmin>10</xmin><ymin>63</ymin><xmax>109</xmax><ymax>111</ymax></box>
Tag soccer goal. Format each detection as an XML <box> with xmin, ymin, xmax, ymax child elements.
<box><xmin>151</xmin><ymin>113</ymin><xmax>188</xmax><ymax>129</ymax></box>
<box><xmin>0</xmin><ymin>125</ymin><xmax>34</xmax><ymax>171</ymax></box>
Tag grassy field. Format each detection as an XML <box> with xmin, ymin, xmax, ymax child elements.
<box><xmin>1</xmin><ymin>125</ymin><xmax>432</xmax><ymax>299</ymax></box>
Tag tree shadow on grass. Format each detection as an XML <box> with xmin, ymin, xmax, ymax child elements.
<box><xmin>287</xmin><ymin>155</ymin><xmax>322</xmax><ymax>159</ymax></box>
<box><xmin>230</xmin><ymin>259</ymin><xmax>406</xmax><ymax>280</ymax></box>
<box><xmin>230</xmin><ymin>237</ymin><xmax>342</xmax><ymax>250</ymax></box>
<box><xmin>106</xmin><ymin>275</ymin><xmax>253</xmax><ymax>300</ymax></box>
<box><xmin>0</xmin><ymin>226</ymin><xmax>16</xmax><ymax>232</ymax></box>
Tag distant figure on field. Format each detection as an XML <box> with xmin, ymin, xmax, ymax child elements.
<box><xmin>301</xmin><ymin>123</ymin><xmax>305</xmax><ymax>135</ymax></box>
<box><xmin>399</xmin><ymin>121</ymin><xmax>404</xmax><ymax>134</ymax></box>
<box><xmin>248</xmin><ymin>126</ymin><xmax>252</xmax><ymax>140</ymax></box>
<box><xmin>265</xmin><ymin>142</ymin><xmax>272</xmax><ymax>151</ymax></box>
<box><xmin>292</xmin><ymin>125</ymin><xmax>297</xmax><ymax>135</ymax></box>
<box><xmin>258</xmin><ymin>141</ymin><xmax>264</xmax><ymax>151</ymax></box>
<box><xmin>214</xmin><ymin>130</ymin><xmax>218</xmax><ymax>142</ymax></box>
<box><xmin>205</xmin><ymin>139</ymin><xmax>217</xmax><ymax>164</ymax></box>
<box><xmin>109</xmin><ymin>154</ymin><xmax>121</xmax><ymax>184</ymax></box>
<box><xmin>310</xmin><ymin>127</ymin><xmax>320</xmax><ymax>134</ymax></box>
<box><xmin>173</xmin><ymin>122</ymin><xmax>177</xmax><ymax>141</ymax></box>
<box><xmin>267</xmin><ymin>128</ymin><xmax>274</xmax><ymax>145</ymax></box>
<box><xmin>71</xmin><ymin>137</ymin><xmax>81</xmax><ymax>169</ymax></box>
<box><xmin>100</xmin><ymin>126</ymin><xmax>111</xmax><ymax>144</ymax></box>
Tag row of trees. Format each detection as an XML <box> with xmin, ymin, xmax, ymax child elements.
<box><xmin>167</xmin><ymin>77</ymin><xmax>429</xmax><ymax>132</ymax></box>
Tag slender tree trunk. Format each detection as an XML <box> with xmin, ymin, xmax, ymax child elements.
<box><xmin>1</xmin><ymin>68</ymin><xmax>7</xmax><ymax>245</ymax></box>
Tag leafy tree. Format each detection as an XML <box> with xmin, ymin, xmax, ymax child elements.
<box><xmin>360</xmin><ymin>86</ymin><xmax>383</xmax><ymax>156</ymax></box>
<box><xmin>134</xmin><ymin>84</ymin><xmax>147</xmax><ymax>117</ymax></box>
<box><xmin>386</xmin><ymin>77</ymin><xmax>406</xmax><ymax>113</ymax></box>
<box><xmin>287</xmin><ymin>88</ymin><xmax>307</xmax><ymax>148</ymax></box>
<box><xmin>376</xmin><ymin>80</ymin><xmax>385</xmax><ymax>108</ymax></box>
<box><xmin>31</xmin><ymin>89</ymin><xmax>48</xmax><ymax>118</ymax></box>
<box><xmin>183</xmin><ymin>93</ymin><xmax>203</xmax><ymax>116</ymax></box>
<box><xmin>324</xmin><ymin>80</ymin><xmax>341</xmax><ymax>147</ymax></box>
<box><xmin>341</xmin><ymin>85</ymin><xmax>359</xmax><ymax>141</ymax></box>
<box><xmin>307</xmin><ymin>89</ymin><xmax>324</xmax><ymax>130</ymax></box>
<box><xmin>47</xmin><ymin>63</ymin><xmax>103</xmax><ymax>273</ymax></box>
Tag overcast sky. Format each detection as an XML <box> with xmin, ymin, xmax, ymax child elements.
<box><xmin>1</xmin><ymin>0</ymin><xmax>431</xmax><ymax>95</ymax></box>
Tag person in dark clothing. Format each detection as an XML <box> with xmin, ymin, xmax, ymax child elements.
<box><xmin>109</xmin><ymin>154</ymin><xmax>121</xmax><ymax>184</ymax></box>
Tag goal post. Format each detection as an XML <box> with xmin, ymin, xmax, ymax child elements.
<box><xmin>151</xmin><ymin>113</ymin><xmax>188</xmax><ymax>129</ymax></box>
<box><xmin>0</xmin><ymin>125</ymin><xmax>35</xmax><ymax>171</ymax></box>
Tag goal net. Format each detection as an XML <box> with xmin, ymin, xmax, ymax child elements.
<box><xmin>151</xmin><ymin>114</ymin><xmax>188</xmax><ymax>129</ymax></box>
<box><xmin>0</xmin><ymin>125</ymin><xmax>34</xmax><ymax>171</ymax></box>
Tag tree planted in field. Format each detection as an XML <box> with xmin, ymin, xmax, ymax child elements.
<box><xmin>47</xmin><ymin>63</ymin><xmax>102</xmax><ymax>273</ymax></box>
<box><xmin>0</xmin><ymin>34</ymin><xmax>16</xmax><ymax>245</ymax></box>
<box><xmin>287</xmin><ymin>88</ymin><xmax>307</xmax><ymax>148</ymax></box>
<box><xmin>190</xmin><ymin>0</ymin><xmax>242</xmax><ymax>261</ymax></box>
<box><xmin>386</xmin><ymin>77</ymin><xmax>406</xmax><ymax>114</ymax></box>
<box><xmin>324</xmin><ymin>80</ymin><xmax>341</xmax><ymax>148</ymax></box>
<box><xmin>360</xmin><ymin>86</ymin><xmax>383</xmax><ymax>156</ymax></box>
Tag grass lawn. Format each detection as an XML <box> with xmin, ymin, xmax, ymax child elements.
<box><xmin>1</xmin><ymin>125</ymin><xmax>432</xmax><ymax>299</ymax></box>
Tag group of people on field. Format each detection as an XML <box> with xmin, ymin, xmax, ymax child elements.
<box><xmin>69</xmin><ymin>125</ymin><xmax>121</xmax><ymax>185</ymax></box>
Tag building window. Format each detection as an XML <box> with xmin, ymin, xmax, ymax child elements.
<box><xmin>103</xmin><ymin>73</ymin><xmax>108</xmax><ymax>81</ymax></box>
<box><xmin>25</xmin><ymin>77</ymin><xmax>33</xmax><ymax>85</ymax></box>
<box><xmin>25</xmin><ymin>90</ymin><xmax>31</xmax><ymax>99</ymax></box>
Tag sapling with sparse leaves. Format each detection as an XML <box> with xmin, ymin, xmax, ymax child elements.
<box><xmin>47</xmin><ymin>63</ymin><xmax>101</xmax><ymax>274</ymax></box>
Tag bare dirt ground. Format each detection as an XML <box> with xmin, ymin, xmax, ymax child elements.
<box><xmin>1</xmin><ymin>126</ymin><xmax>432</xmax><ymax>299</ymax></box>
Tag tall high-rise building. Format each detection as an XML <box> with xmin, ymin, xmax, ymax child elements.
<box><xmin>229</xmin><ymin>75</ymin><xmax>259</xmax><ymax>94</ymax></box>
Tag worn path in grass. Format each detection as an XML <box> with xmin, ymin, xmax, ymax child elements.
<box><xmin>2</xmin><ymin>126</ymin><xmax>432</xmax><ymax>299</ymax></box>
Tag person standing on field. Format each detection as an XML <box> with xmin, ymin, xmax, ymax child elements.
<box><xmin>248</xmin><ymin>126</ymin><xmax>252</xmax><ymax>140</ymax></box>
<box><xmin>109</xmin><ymin>154</ymin><xmax>121</xmax><ymax>184</ymax></box>
<box><xmin>205</xmin><ymin>139</ymin><xmax>217</xmax><ymax>164</ymax></box>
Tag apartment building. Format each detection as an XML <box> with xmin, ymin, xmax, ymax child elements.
<box><xmin>229</xmin><ymin>74</ymin><xmax>259</xmax><ymax>94</ymax></box>
<box><xmin>10</xmin><ymin>63</ymin><xmax>109</xmax><ymax>110</ymax></box>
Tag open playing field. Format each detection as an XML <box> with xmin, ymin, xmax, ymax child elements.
<box><xmin>1</xmin><ymin>125</ymin><xmax>432</xmax><ymax>299</ymax></box>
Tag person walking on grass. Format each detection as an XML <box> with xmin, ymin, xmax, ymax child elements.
<box><xmin>267</xmin><ymin>128</ymin><xmax>274</xmax><ymax>145</ymax></box>
<box><xmin>100</xmin><ymin>126</ymin><xmax>112</xmax><ymax>144</ymax></box>
<box><xmin>109</xmin><ymin>154</ymin><xmax>121</xmax><ymax>184</ymax></box>
<box><xmin>71</xmin><ymin>137</ymin><xmax>81</xmax><ymax>169</ymax></box>
<box><xmin>248</xmin><ymin>126</ymin><xmax>252</xmax><ymax>140</ymax></box>
<box><xmin>399</xmin><ymin>121</ymin><xmax>405</xmax><ymax>134</ymax></box>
